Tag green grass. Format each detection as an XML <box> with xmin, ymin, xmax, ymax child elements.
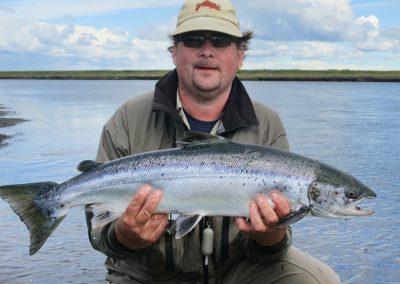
<box><xmin>0</xmin><ymin>70</ymin><xmax>399</xmax><ymax>81</ymax></box>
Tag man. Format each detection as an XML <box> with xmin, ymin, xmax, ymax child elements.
<box><xmin>87</xmin><ymin>0</ymin><xmax>340</xmax><ymax>283</ymax></box>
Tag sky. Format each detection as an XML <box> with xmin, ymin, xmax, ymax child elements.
<box><xmin>0</xmin><ymin>0</ymin><xmax>399</xmax><ymax>71</ymax></box>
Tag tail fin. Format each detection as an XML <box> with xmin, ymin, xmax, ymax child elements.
<box><xmin>0</xmin><ymin>182</ymin><xmax>65</xmax><ymax>255</ymax></box>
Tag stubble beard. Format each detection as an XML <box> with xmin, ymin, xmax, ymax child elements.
<box><xmin>183</xmin><ymin>72</ymin><xmax>230</xmax><ymax>105</ymax></box>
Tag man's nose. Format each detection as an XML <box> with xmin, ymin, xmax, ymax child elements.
<box><xmin>198</xmin><ymin>40</ymin><xmax>215</xmax><ymax>58</ymax></box>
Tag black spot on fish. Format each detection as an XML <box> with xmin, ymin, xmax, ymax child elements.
<box><xmin>309</xmin><ymin>186</ymin><xmax>321</xmax><ymax>201</ymax></box>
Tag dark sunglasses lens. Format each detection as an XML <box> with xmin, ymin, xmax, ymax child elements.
<box><xmin>210</xmin><ymin>36</ymin><xmax>233</xmax><ymax>47</ymax></box>
<box><xmin>180</xmin><ymin>34</ymin><xmax>235</xmax><ymax>48</ymax></box>
<box><xmin>181</xmin><ymin>36</ymin><xmax>205</xmax><ymax>47</ymax></box>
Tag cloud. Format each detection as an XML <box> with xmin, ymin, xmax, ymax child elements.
<box><xmin>350</xmin><ymin>15</ymin><xmax>400</xmax><ymax>52</ymax></box>
<box><xmin>0</xmin><ymin>19</ymin><xmax>173</xmax><ymax>69</ymax></box>
<box><xmin>233</xmin><ymin>0</ymin><xmax>354</xmax><ymax>41</ymax></box>
<box><xmin>0</xmin><ymin>1</ymin><xmax>399</xmax><ymax>70</ymax></box>
<box><xmin>0</xmin><ymin>0</ymin><xmax>182</xmax><ymax>21</ymax></box>
<box><xmin>249</xmin><ymin>40</ymin><xmax>363</xmax><ymax>59</ymax></box>
<box><xmin>136</xmin><ymin>17</ymin><xmax>177</xmax><ymax>41</ymax></box>
<box><xmin>232</xmin><ymin>0</ymin><xmax>400</xmax><ymax>55</ymax></box>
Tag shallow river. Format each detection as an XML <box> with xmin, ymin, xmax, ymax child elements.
<box><xmin>0</xmin><ymin>79</ymin><xmax>399</xmax><ymax>283</ymax></box>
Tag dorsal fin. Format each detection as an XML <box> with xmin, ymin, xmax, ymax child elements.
<box><xmin>77</xmin><ymin>160</ymin><xmax>102</xmax><ymax>173</ymax></box>
<box><xmin>177</xmin><ymin>131</ymin><xmax>231</xmax><ymax>149</ymax></box>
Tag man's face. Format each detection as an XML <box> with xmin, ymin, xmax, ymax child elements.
<box><xmin>172</xmin><ymin>31</ymin><xmax>244</xmax><ymax>103</ymax></box>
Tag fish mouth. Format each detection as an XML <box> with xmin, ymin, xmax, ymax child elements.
<box><xmin>342</xmin><ymin>197</ymin><xmax>375</xmax><ymax>216</ymax></box>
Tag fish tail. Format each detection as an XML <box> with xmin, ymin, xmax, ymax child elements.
<box><xmin>0</xmin><ymin>182</ymin><xmax>65</xmax><ymax>255</ymax></box>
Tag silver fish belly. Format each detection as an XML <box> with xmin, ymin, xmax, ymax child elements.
<box><xmin>0</xmin><ymin>132</ymin><xmax>376</xmax><ymax>255</ymax></box>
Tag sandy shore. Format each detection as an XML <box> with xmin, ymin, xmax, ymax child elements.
<box><xmin>0</xmin><ymin>104</ymin><xmax>28</xmax><ymax>148</ymax></box>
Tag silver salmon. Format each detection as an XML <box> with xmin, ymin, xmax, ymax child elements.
<box><xmin>0</xmin><ymin>132</ymin><xmax>376</xmax><ymax>255</ymax></box>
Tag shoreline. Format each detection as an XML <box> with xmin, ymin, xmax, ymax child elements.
<box><xmin>0</xmin><ymin>70</ymin><xmax>399</xmax><ymax>82</ymax></box>
<box><xmin>0</xmin><ymin>104</ymin><xmax>28</xmax><ymax>148</ymax></box>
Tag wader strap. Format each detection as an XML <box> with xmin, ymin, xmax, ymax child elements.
<box><xmin>221</xmin><ymin>216</ymin><xmax>230</xmax><ymax>261</ymax></box>
<box><xmin>165</xmin><ymin>219</ymin><xmax>175</xmax><ymax>271</ymax></box>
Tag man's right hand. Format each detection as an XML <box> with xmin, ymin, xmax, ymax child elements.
<box><xmin>114</xmin><ymin>184</ymin><xmax>169</xmax><ymax>250</ymax></box>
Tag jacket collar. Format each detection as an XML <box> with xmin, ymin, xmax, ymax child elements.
<box><xmin>152</xmin><ymin>69</ymin><xmax>259</xmax><ymax>133</ymax></box>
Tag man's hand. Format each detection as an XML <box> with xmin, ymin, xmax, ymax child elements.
<box><xmin>235</xmin><ymin>191</ymin><xmax>291</xmax><ymax>247</ymax></box>
<box><xmin>114</xmin><ymin>184</ymin><xmax>168</xmax><ymax>250</ymax></box>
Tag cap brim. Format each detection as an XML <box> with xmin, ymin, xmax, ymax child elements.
<box><xmin>171</xmin><ymin>16</ymin><xmax>242</xmax><ymax>37</ymax></box>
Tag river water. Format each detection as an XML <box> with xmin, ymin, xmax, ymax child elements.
<box><xmin>0</xmin><ymin>79</ymin><xmax>399</xmax><ymax>283</ymax></box>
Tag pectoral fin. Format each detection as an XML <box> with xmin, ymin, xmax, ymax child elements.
<box><xmin>175</xmin><ymin>215</ymin><xmax>203</xmax><ymax>239</ymax></box>
<box><xmin>88</xmin><ymin>204</ymin><xmax>122</xmax><ymax>229</ymax></box>
<box><xmin>277</xmin><ymin>206</ymin><xmax>310</xmax><ymax>226</ymax></box>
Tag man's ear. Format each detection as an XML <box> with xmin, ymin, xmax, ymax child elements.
<box><xmin>172</xmin><ymin>45</ymin><xmax>178</xmax><ymax>66</ymax></box>
<box><xmin>237</xmin><ymin>49</ymin><xmax>244</xmax><ymax>70</ymax></box>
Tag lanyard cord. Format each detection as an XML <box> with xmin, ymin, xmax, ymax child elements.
<box><xmin>200</xmin><ymin>217</ymin><xmax>209</xmax><ymax>284</ymax></box>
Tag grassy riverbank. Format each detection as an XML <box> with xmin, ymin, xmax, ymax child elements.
<box><xmin>0</xmin><ymin>70</ymin><xmax>399</xmax><ymax>82</ymax></box>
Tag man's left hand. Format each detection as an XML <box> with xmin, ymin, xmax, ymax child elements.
<box><xmin>235</xmin><ymin>191</ymin><xmax>290</xmax><ymax>246</ymax></box>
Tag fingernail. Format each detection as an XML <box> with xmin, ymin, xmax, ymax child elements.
<box><xmin>140</xmin><ymin>185</ymin><xmax>151</xmax><ymax>193</ymax></box>
<box><xmin>257</xmin><ymin>195</ymin><xmax>264</xmax><ymax>203</ymax></box>
<box><xmin>271</xmin><ymin>192</ymin><xmax>278</xmax><ymax>200</ymax></box>
<box><xmin>152</xmin><ymin>190</ymin><xmax>162</xmax><ymax>198</ymax></box>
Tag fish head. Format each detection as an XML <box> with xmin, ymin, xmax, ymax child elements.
<box><xmin>308</xmin><ymin>164</ymin><xmax>376</xmax><ymax>219</ymax></box>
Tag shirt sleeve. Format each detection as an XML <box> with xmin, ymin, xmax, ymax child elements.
<box><xmin>86</xmin><ymin>105</ymin><xmax>134</xmax><ymax>259</ymax></box>
<box><xmin>96</xmin><ymin>105</ymin><xmax>130</xmax><ymax>163</ymax></box>
<box><xmin>238</xmin><ymin>226</ymin><xmax>292</xmax><ymax>263</ymax></box>
<box><xmin>264</xmin><ymin>113</ymin><xmax>290</xmax><ymax>151</ymax></box>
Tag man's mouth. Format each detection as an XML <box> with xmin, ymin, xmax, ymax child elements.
<box><xmin>197</xmin><ymin>67</ymin><xmax>215</xmax><ymax>70</ymax></box>
<box><xmin>195</xmin><ymin>64</ymin><xmax>218</xmax><ymax>71</ymax></box>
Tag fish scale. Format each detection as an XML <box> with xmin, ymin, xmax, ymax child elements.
<box><xmin>0</xmin><ymin>131</ymin><xmax>376</xmax><ymax>255</ymax></box>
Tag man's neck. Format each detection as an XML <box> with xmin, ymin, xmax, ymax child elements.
<box><xmin>178</xmin><ymin>87</ymin><xmax>231</xmax><ymax>121</ymax></box>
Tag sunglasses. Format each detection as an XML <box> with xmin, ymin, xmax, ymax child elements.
<box><xmin>177</xmin><ymin>34</ymin><xmax>238</xmax><ymax>48</ymax></box>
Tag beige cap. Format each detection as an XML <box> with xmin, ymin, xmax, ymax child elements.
<box><xmin>171</xmin><ymin>0</ymin><xmax>242</xmax><ymax>37</ymax></box>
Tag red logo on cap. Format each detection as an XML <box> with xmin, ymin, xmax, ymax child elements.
<box><xmin>196</xmin><ymin>0</ymin><xmax>221</xmax><ymax>12</ymax></box>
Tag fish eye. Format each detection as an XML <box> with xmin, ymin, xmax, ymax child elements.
<box><xmin>345</xmin><ymin>190</ymin><xmax>358</xmax><ymax>199</ymax></box>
